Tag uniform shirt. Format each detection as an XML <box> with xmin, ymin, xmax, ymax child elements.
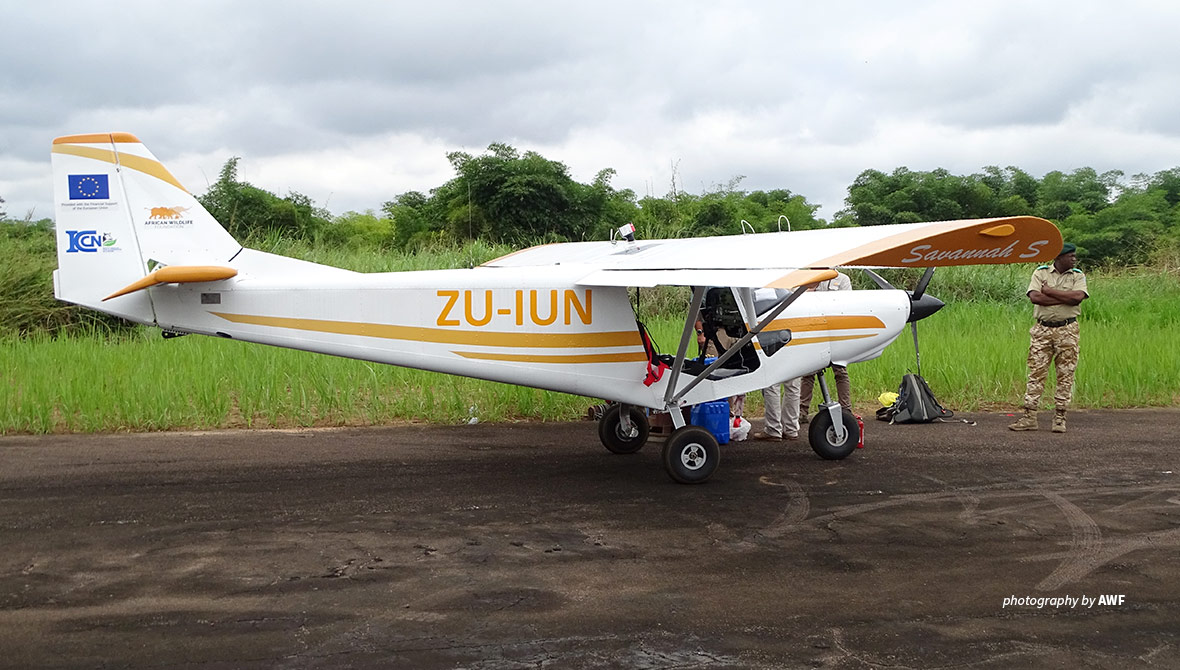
<box><xmin>1027</xmin><ymin>265</ymin><xmax>1088</xmax><ymax>322</ymax></box>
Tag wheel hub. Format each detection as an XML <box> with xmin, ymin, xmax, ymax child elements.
<box><xmin>680</xmin><ymin>443</ymin><xmax>707</xmax><ymax>470</ymax></box>
<box><xmin>826</xmin><ymin>425</ymin><xmax>849</xmax><ymax>446</ymax></box>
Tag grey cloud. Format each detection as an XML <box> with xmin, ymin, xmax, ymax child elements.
<box><xmin>6</xmin><ymin>1</ymin><xmax>1180</xmax><ymax>222</ymax></box>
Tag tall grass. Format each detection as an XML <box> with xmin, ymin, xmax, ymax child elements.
<box><xmin>1</xmin><ymin>328</ymin><xmax>591</xmax><ymax>434</ymax></box>
<box><xmin>0</xmin><ymin>222</ymin><xmax>133</xmax><ymax>336</ymax></box>
<box><xmin>815</xmin><ymin>264</ymin><xmax>1180</xmax><ymax>408</ymax></box>
<box><xmin>849</xmin><ymin>299</ymin><xmax>1180</xmax><ymax>411</ymax></box>
<box><xmin>3</xmin><ymin>248</ymin><xmax>1178</xmax><ymax>433</ymax></box>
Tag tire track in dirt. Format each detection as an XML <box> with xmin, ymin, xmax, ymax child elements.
<box><xmin>1034</xmin><ymin>491</ymin><xmax>1103</xmax><ymax>591</ymax></box>
<box><xmin>754</xmin><ymin>476</ymin><xmax>810</xmax><ymax>539</ymax></box>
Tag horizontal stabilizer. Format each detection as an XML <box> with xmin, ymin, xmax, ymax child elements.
<box><xmin>103</xmin><ymin>266</ymin><xmax>238</xmax><ymax>301</ymax></box>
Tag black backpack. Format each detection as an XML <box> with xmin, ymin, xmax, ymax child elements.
<box><xmin>877</xmin><ymin>373</ymin><xmax>954</xmax><ymax>423</ymax></box>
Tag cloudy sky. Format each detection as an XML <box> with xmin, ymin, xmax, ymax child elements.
<box><xmin>3</xmin><ymin>0</ymin><xmax>1179</xmax><ymax>225</ymax></box>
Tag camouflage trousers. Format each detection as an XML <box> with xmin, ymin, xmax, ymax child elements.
<box><xmin>1022</xmin><ymin>321</ymin><xmax>1080</xmax><ymax>412</ymax></box>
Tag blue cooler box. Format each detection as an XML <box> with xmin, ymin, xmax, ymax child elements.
<box><xmin>690</xmin><ymin>400</ymin><xmax>731</xmax><ymax>445</ymax></box>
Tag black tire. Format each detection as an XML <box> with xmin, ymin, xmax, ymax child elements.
<box><xmin>598</xmin><ymin>404</ymin><xmax>650</xmax><ymax>454</ymax></box>
<box><xmin>808</xmin><ymin>407</ymin><xmax>859</xmax><ymax>460</ymax></box>
<box><xmin>661</xmin><ymin>425</ymin><xmax>720</xmax><ymax>484</ymax></box>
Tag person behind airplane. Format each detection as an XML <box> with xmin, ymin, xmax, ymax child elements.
<box><xmin>1009</xmin><ymin>242</ymin><xmax>1088</xmax><ymax>433</ymax></box>
<box><xmin>697</xmin><ymin>318</ymin><xmax>747</xmax><ymax>419</ymax></box>
<box><xmin>750</xmin><ymin>288</ymin><xmax>800</xmax><ymax>441</ymax></box>
<box><xmin>799</xmin><ymin>270</ymin><xmax>853</xmax><ymax>423</ymax></box>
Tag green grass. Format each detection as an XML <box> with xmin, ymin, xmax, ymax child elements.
<box><xmin>3</xmin><ymin>260</ymin><xmax>1178</xmax><ymax>434</ymax></box>
<box><xmin>849</xmin><ymin>299</ymin><xmax>1180</xmax><ymax>411</ymax></box>
<box><xmin>1</xmin><ymin>329</ymin><xmax>592</xmax><ymax>434</ymax></box>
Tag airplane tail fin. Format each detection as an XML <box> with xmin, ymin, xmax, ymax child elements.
<box><xmin>51</xmin><ymin>133</ymin><xmax>242</xmax><ymax>324</ymax></box>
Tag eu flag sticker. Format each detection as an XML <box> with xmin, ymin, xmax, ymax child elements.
<box><xmin>68</xmin><ymin>174</ymin><xmax>110</xmax><ymax>200</ymax></box>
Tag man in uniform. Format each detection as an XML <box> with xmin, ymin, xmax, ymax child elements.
<box><xmin>1009</xmin><ymin>242</ymin><xmax>1088</xmax><ymax>433</ymax></box>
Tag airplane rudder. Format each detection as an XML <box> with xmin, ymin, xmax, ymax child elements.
<box><xmin>108</xmin><ymin>136</ymin><xmax>241</xmax><ymax>265</ymax></box>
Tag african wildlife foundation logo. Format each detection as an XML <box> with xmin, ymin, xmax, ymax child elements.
<box><xmin>145</xmin><ymin>206</ymin><xmax>194</xmax><ymax>227</ymax></box>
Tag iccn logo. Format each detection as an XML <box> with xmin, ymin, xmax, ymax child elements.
<box><xmin>65</xmin><ymin>230</ymin><xmax>117</xmax><ymax>253</ymax></box>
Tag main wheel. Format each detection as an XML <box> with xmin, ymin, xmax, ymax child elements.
<box><xmin>808</xmin><ymin>407</ymin><xmax>859</xmax><ymax>460</ymax></box>
<box><xmin>598</xmin><ymin>404</ymin><xmax>650</xmax><ymax>454</ymax></box>
<box><xmin>661</xmin><ymin>425</ymin><xmax>720</xmax><ymax>484</ymax></box>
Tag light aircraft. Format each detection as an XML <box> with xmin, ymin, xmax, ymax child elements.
<box><xmin>51</xmin><ymin>133</ymin><xmax>1063</xmax><ymax>483</ymax></box>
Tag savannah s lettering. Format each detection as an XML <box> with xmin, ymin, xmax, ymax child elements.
<box><xmin>902</xmin><ymin>239</ymin><xmax>1050</xmax><ymax>264</ymax></box>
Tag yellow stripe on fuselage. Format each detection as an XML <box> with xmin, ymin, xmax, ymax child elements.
<box><xmin>210</xmin><ymin>312</ymin><xmax>643</xmax><ymax>349</ymax></box>
<box><xmin>453</xmin><ymin>351</ymin><xmax>648</xmax><ymax>364</ymax></box>
<box><xmin>784</xmin><ymin>333</ymin><xmax>878</xmax><ymax>347</ymax></box>
<box><xmin>209</xmin><ymin>312</ymin><xmax>883</xmax><ymax>362</ymax></box>
<box><xmin>763</xmin><ymin>315</ymin><xmax>886</xmax><ymax>333</ymax></box>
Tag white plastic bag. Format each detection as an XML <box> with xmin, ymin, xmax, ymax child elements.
<box><xmin>730</xmin><ymin>416</ymin><xmax>752</xmax><ymax>442</ymax></box>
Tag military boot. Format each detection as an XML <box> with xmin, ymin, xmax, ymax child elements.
<box><xmin>1052</xmin><ymin>410</ymin><xmax>1067</xmax><ymax>433</ymax></box>
<box><xmin>1008</xmin><ymin>410</ymin><xmax>1039</xmax><ymax>431</ymax></box>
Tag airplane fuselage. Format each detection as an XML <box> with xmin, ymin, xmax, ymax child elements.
<box><xmin>147</xmin><ymin>265</ymin><xmax>911</xmax><ymax>409</ymax></box>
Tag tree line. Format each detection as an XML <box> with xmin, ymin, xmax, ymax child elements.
<box><xmin>193</xmin><ymin>143</ymin><xmax>826</xmax><ymax>252</ymax></box>
<box><xmin>5</xmin><ymin>145</ymin><xmax>1180</xmax><ymax>267</ymax></box>
<box><xmin>195</xmin><ymin>145</ymin><xmax>1180</xmax><ymax>266</ymax></box>
<box><xmin>839</xmin><ymin>166</ymin><xmax>1180</xmax><ymax>266</ymax></box>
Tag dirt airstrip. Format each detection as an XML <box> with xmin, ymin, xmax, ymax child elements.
<box><xmin>1</xmin><ymin>409</ymin><xmax>1178</xmax><ymax>668</ymax></box>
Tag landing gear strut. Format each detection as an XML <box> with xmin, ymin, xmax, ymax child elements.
<box><xmin>808</xmin><ymin>370</ymin><xmax>858</xmax><ymax>460</ymax></box>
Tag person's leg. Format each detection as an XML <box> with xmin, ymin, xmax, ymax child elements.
<box><xmin>833</xmin><ymin>365</ymin><xmax>851</xmax><ymax>411</ymax></box>
<box><xmin>1023</xmin><ymin>326</ymin><xmax>1052</xmax><ymax>410</ymax></box>
<box><xmin>730</xmin><ymin>394</ymin><xmax>745</xmax><ymax>418</ymax></box>
<box><xmin>1051</xmin><ymin>322</ymin><xmax>1080</xmax><ymax>433</ymax></box>
<box><xmin>1011</xmin><ymin>326</ymin><xmax>1050</xmax><ymax>431</ymax></box>
<box><xmin>759</xmin><ymin>384</ymin><xmax>783</xmax><ymax>438</ymax></box>
<box><xmin>782</xmin><ymin>377</ymin><xmax>801</xmax><ymax>438</ymax></box>
<box><xmin>799</xmin><ymin>373</ymin><xmax>815</xmax><ymax>423</ymax></box>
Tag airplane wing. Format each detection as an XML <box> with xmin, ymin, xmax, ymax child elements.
<box><xmin>570</xmin><ymin>268</ymin><xmax>836</xmax><ymax>289</ymax></box>
<box><xmin>483</xmin><ymin>217</ymin><xmax>1062</xmax><ymax>289</ymax></box>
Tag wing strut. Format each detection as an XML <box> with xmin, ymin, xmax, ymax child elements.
<box><xmin>662</xmin><ymin>287</ymin><xmax>708</xmax><ymax>427</ymax></box>
<box><xmin>662</xmin><ymin>284</ymin><xmax>811</xmax><ymax>420</ymax></box>
<box><xmin>737</xmin><ymin>287</ymin><xmax>759</xmax><ymax>329</ymax></box>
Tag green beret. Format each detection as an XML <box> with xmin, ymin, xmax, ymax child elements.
<box><xmin>1058</xmin><ymin>242</ymin><xmax>1076</xmax><ymax>256</ymax></box>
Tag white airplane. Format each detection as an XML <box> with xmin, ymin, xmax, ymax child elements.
<box><xmin>51</xmin><ymin>133</ymin><xmax>1063</xmax><ymax>483</ymax></box>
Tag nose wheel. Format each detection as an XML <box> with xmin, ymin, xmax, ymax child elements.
<box><xmin>808</xmin><ymin>407</ymin><xmax>858</xmax><ymax>460</ymax></box>
<box><xmin>661</xmin><ymin>425</ymin><xmax>720</xmax><ymax>484</ymax></box>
